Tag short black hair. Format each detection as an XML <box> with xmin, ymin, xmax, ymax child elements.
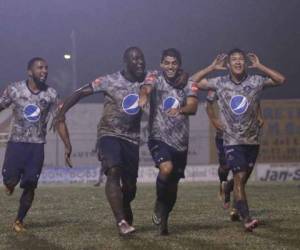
<box><xmin>27</xmin><ymin>57</ymin><xmax>46</xmax><ymax>70</ymax></box>
<box><xmin>227</xmin><ymin>48</ymin><xmax>246</xmax><ymax>59</ymax></box>
<box><xmin>123</xmin><ymin>47</ymin><xmax>142</xmax><ymax>62</ymax></box>
<box><xmin>161</xmin><ymin>48</ymin><xmax>182</xmax><ymax>66</ymax></box>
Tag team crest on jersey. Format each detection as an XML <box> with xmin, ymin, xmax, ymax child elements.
<box><xmin>230</xmin><ymin>95</ymin><xmax>248</xmax><ymax>115</ymax></box>
<box><xmin>163</xmin><ymin>96</ymin><xmax>180</xmax><ymax>112</ymax></box>
<box><xmin>23</xmin><ymin>104</ymin><xmax>41</xmax><ymax>122</ymax></box>
<box><xmin>122</xmin><ymin>94</ymin><xmax>140</xmax><ymax>115</ymax></box>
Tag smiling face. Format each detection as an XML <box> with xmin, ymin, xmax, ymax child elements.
<box><xmin>160</xmin><ymin>56</ymin><xmax>180</xmax><ymax>80</ymax></box>
<box><xmin>227</xmin><ymin>52</ymin><xmax>246</xmax><ymax>77</ymax></box>
<box><xmin>28</xmin><ymin>60</ymin><xmax>48</xmax><ymax>86</ymax></box>
<box><xmin>124</xmin><ymin>48</ymin><xmax>146</xmax><ymax>80</ymax></box>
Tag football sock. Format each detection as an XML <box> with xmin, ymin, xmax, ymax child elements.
<box><xmin>235</xmin><ymin>200</ymin><xmax>250</xmax><ymax>221</ymax></box>
<box><xmin>17</xmin><ymin>188</ymin><xmax>35</xmax><ymax>223</ymax></box>
<box><xmin>105</xmin><ymin>167</ymin><xmax>124</xmax><ymax>223</ymax></box>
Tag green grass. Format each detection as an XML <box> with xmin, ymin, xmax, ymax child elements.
<box><xmin>0</xmin><ymin>182</ymin><xmax>300</xmax><ymax>250</ymax></box>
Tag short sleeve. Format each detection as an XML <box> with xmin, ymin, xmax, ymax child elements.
<box><xmin>206</xmin><ymin>77</ymin><xmax>220</xmax><ymax>89</ymax></box>
<box><xmin>184</xmin><ymin>78</ymin><xmax>199</xmax><ymax>98</ymax></box>
<box><xmin>90</xmin><ymin>75</ymin><xmax>110</xmax><ymax>93</ymax></box>
<box><xmin>0</xmin><ymin>85</ymin><xmax>13</xmax><ymax>109</ymax></box>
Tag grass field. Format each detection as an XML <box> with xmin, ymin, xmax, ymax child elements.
<box><xmin>0</xmin><ymin>182</ymin><xmax>299</xmax><ymax>250</ymax></box>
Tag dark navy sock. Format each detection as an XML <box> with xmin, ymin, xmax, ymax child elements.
<box><xmin>17</xmin><ymin>189</ymin><xmax>35</xmax><ymax>223</ymax></box>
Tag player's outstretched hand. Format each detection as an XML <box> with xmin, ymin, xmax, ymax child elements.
<box><xmin>211</xmin><ymin>54</ymin><xmax>227</xmax><ymax>71</ymax></box>
<box><xmin>247</xmin><ymin>53</ymin><xmax>261</xmax><ymax>68</ymax></box>
<box><xmin>138</xmin><ymin>95</ymin><xmax>148</xmax><ymax>110</ymax></box>
<box><xmin>65</xmin><ymin>145</ymin><xmax>73</xmax><ymax>168</ymax></box>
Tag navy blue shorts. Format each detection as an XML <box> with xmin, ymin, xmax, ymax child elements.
<box><xmin>224</xmin><ymin>145</ymin><xmax>259</xmax><ymax>174</ymax></box>
<box><xmin>215</xmin><ymin>136</ymin><xmax>226</xmax><ymax>166</ymax></box>
<box><xmin>2</xmin><ymin>142</ymin><xmax>44</xmax><ymax>189</ymax></box>
<box><xmin>97</xmin><ymin>136</ymin><xmax>139</xmax><ymax>179</ymax></box>
<box><xmin>148</xmin><ymin>139</ymin><xmax>187</xmax><ymax>179</ymax></box>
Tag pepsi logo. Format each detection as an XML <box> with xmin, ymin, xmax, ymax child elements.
<box><xmin>122</xmin><ymin>94</ymin><xmax>140</xmax><ymax>115</ymax></box>
<box><xmin>230</xmin><ymin>95</ymin><xmax>248</xmax><ymax>115</ymax></box>
<box><xmin>23</xmin><ymin>104</ymin><xmax>41</xmax><ymax>122</ymax></box>
<box><xmin>163</xmin><ymin>96</ymin><xmax>180</xmax><ymax>112</ymax></box>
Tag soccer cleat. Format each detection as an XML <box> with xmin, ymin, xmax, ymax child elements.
<box><xmin>4</xmin><ymin>185</ymin><xmax>14</xmax><ymax>196</ymax></box>
<box><xmin>158</xmin><ymin>213</ymin><xmax>169</xmax><ymax>236</ymax></box>
<box><xmin>230</xmin><ymin>208</ymin><xmax>240</xmax><ymax>222</ymax></box>
<box><xmin>13</xmin><ymin>220</ymin><xmax>26</xmax><ymax>233</ymax></box>
<box><xmin>117</xmin><ymin>220</ymin><xmax>135</xmax><ymax>236</ymax></box>
<box><xmin>152</xmin><ymin>213</ymin><xmax>161</xmax><ymax>225</ymax></box>
<box><xmin>244</xmin><ymin>219</ymin><xmax>259</xmax><ymax>232</ymax></box>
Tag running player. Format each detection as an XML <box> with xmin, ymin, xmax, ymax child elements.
<box><xmin>193</xmin><ymin>48</ymin><xmax>285</xmax><ymax>231</ymax></box>
<box><xmin>206</xmin><ymin>91</ymin><xmax>264</xmax><ymax>211</ymax></box>
<box><xmin>1</xmin><ymin>57</ymin><xmax>71</xmax><ymax>232</ymax></box>
<box><xmin>140</xmin><ymin>48</ymin><xmax>198</xmax><ymax>235</ymax></box>
<box><xmin>55</xmin><ymin>47</ymin><xmax>146</xmax><ymax>236</ymax></box>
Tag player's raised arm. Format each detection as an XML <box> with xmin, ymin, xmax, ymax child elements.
<box><xmin>247</xmin><ymin>53</ymin><xmax>286</xmax><ymax>87</ymax></box>
<box><xmin>192</xmin><ymin>54</ymin><xmax>227</xmax><ymax>90</ymax></box>
<box><xmin>57</xmin><ymin>84</ymin><xmax>94</xmax><ymax>119</ymax></box>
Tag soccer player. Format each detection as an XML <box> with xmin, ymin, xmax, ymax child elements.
<box><xmin>139</xmin><ymin>48</ymin><xmax>198</xmax><ymax>235</ymax></box>
<box><xmin>55</xmin><ymin>47</ymin><xmax>146</xmax><ymax>236</ymax></box>
<box><xmin>193</xmin><ymin>48</ymin><xmax>285</xmax><ymax>231</ymax></box>
<box><xmin>1</xmin><ymin>57</ymin><xmax>71</xmax><ymax>232</ymax></box>
<box><xmin>206</xmin><ymin>91</ymin><xmax>264</xmax><ymax>211</ymax></box>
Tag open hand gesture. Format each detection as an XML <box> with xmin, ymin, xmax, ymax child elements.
<box><xmin>211</xmin><ymin>54</ymin><xmax>227</xmax><ymax>71</ymax></box>
<box><xmin>247</xmin><ymin>53</ymin><xmax>261</xmax><ymax>68</ymax></box>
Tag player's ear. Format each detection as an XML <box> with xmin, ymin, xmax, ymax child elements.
<box><xmin>27</xmin><ymin>69</ymin><xmax>33</xmax><ymax>77</ymax></box>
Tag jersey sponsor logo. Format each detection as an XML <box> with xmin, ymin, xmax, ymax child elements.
<box><xmin>122</xmin><ymin>94</ymin><xmax>140</xmax><ymax>115</ymax></box>
<box><xmin>230</xmin><ymin>95</ymin><xmax>248</xmax><ymax>115</ymax></box>
<box><xmin>163</xmin><ymin>96</ymin><xmax>180</xmax><ymax>112</ymax></box>
<box><xmin>23</xmin><ymin>104</ymin><xmax>41</xmax><ymax>122</ymax></box>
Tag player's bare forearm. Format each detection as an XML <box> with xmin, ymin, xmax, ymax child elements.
<box><xmin>138</xmin><ymin>85</ymin><xmax>152</xmax><ymax>108</ymax></box>
<box><xmin>206</xmin><ymin>101</ymin><xmax>217</xmax><ymax>122</ymax></box>
<box><xmin>179</xmin><ymin>97</ymin><xmax>198</xmax><ymax>115</ymax></box>
<box><xmin>58</xmin><ymin>84</ymin><xmax>94</xmax><ymax>117</ymax></box>
<box><xmin>55</xmin><ymin>120</ymin><xmax>73</xmax><ymax>167</ymax></box>
<box><xmin>257</xmin><ymin>63</ymin><xmax>286</xmax><ymax>85</ymax></box>
<box><xmin>192</xmin><ymin>65</ymin><xmax>215</xmax><ymax>83</ymax></box>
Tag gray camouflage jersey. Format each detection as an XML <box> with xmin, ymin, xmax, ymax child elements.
<box><xmin>91</xmin><ymin>71</ymin><xmax>143</xmax><ymax>145</ymax></box>
<box><xmin>206</xmin><ymin>74</ymin><xmax>269</xmax><ymax>146</ymax></box>
<box><xmin>145</xmin><ymin>72</ymin><xmax>198</xmax><ymax>151</ymax></box>
<box><xmin>0</xmin><ymin>80</ymin><xmax>58</xmax><ymax>143</ymax></box>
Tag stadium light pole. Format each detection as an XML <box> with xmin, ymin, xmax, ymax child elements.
<box><xmin>70</xmin><ymin>29</ymin><xmax>77</xmax><ymax>91</ymax></box>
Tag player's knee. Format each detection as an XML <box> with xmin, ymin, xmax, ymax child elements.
<box><xmin>20</xmin><ymin>180</ymin><xmax>38</xmax><ymax>190</ymax></box>
<box><xmin>4</xmin><ymin>177</ymin><xmax>19</xmax><ymax>189</ymax></box>
<box><xmin>159</xmin><ymin>162</ymin><xmax>173</xmax><ymax>176</ymax></box>
<box><xmin>106</xmin><ymin>166</ymin><xmax>121</xmax><ymax>178</ymax></box>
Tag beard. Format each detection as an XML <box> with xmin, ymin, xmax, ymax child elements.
<box><xmin>32</xmin><ymin>75</ymin><xmax>47</xmax><ymax>90</ymax></box>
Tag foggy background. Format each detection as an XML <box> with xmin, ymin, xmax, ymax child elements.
<box><xmin>1</xmin><ymin>0</ymin><xmax>299</xmax><ymax>101</ymax></box>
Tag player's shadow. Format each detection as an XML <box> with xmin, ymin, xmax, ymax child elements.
<box><xmin>172</xmin><ymin>221</ymin><xmax>226</xmax><ymax>233</ymax></box>
<box><xmin>253</xmin><ymin>222</ymin><xmax>300</xmax><ymax>249</ymax></box>
<box><xmin>28</xmin><ymin>219</ymin><xmax>73</xmax><ymax>229</ymax></box>
<box><xmin>7</xmin><ymin>233</ymin><xmax>66</xmax><ymax>250</ymax></box>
